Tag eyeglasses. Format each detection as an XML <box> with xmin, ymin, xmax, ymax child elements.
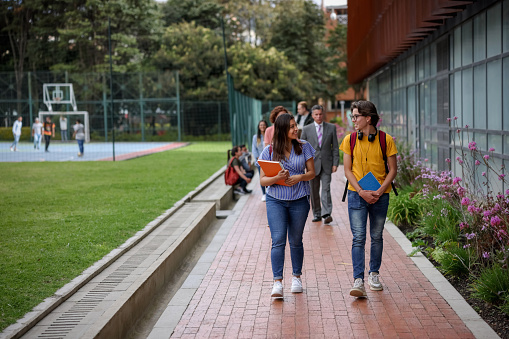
<box><xmin>349</xmin><ymin>114</ymin><xmax>364</xmax><ymax>121</ymax></box>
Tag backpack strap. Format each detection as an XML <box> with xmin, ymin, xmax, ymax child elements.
<box><xmin>378</xmin><ymin>131</ymin><xmax>398</xmax><ymax>196</ymax></box>
<box><xmin>342</xmin><ymin>133</ymin><xmax>357</xmax><ymax>202</ymax></box>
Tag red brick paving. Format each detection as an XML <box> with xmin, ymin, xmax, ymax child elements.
<box><xmin>171</xmin><ymin>168</ymin><xmax>474</xmax><ymax>338</ymax></box>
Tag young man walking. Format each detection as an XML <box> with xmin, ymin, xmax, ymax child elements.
<box><xmin>10</xmin><ymin>116</ymin><xmax>23</xmax><ymax>152</ymax></box>
<box><xmin>43</xmin><ymin>116</ymin><xmax>55</xmax><ymax>152</ymax></box>
<box><xmin>300</xmin><ymin>105</ymin><xmax>339</xmax><ymax>224</ymax></box>
<box><xmin>32</xmin><ymin>118</ymin><xmax>43</xmax><ymax>150</ymax></box>
<box><xmin>339</xmin><ymin>100</ymin><xmax>397</xmax><ymax>297</ymax></box>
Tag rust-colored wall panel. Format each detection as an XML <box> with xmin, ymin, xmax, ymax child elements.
<box><xmin>347</xmin><ymin>0</ymin><xmax>472</xmax><ymax>84</ymax></box>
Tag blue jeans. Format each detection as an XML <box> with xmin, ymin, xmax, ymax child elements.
<box><xmin>34</xmin><ymin>133</ymin><xmax>42</xmax><ymax>149</ymax></box>
<box><xmin>348</xmin><ymin>191</ymin><xmax>390</xmax><ymax>280</ymax></box>
<box><xmin>266</xmin><ymin>195</ymin><xmax>310</xmax><ymax>280</ymax></box>
<box><xmin>77</xmin><ymin>139</ymin><xmax>84</xmax><ymax>154</ymax></box>
<box><xmin>11</xmin><ymin>134</ymin><xmax>20</xmax><ymax>149</ymax></box>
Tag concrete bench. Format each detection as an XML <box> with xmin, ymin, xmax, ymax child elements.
<box><xmin>192</xmin><ymin>174</ymin><xmax>234</xmax><ymax>210</ymax></box>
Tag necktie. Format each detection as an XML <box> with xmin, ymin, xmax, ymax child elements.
<box><xmin>317</xmin><ymin>124</ymin><xmax>322</xmax><ymax>147</ymax></box>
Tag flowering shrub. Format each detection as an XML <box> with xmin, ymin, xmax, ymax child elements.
<box><xmin>390</xmin><ymin>117</ymin><xmax>509</xmax><ymax>308</ymax></box>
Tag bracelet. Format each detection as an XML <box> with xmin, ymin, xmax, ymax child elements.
<box><xmin>358</xmin><ymin>189</ymin><xmax>363</xmax><ymax>194</ymax></box>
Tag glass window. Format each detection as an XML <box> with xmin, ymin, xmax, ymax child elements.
<box><xmin>473</xmin><ymin>64</ymin><xmax>486</xmax><ymax>129</ymax></box>
<box><xmin>454</xmin><ymin>72</ymin><xmax>462</xmax><ymax>125</ymax></box>
<box><xmin>417</xmin><ymin>49</ymin><xmax>425</xmax><ymax>81</ymax></box>
<box><xmin>424</xmin><ymin>46</ymin><xmax>430</xmax><ymax>78</ymax></box>
<box><xmin>431</xmin><ymin>42</ymin><xmax>437</xmax><ymax>75</ymax></box>
<box><xmin>450</xmin><ymin>35</ymin><xmax>455</xmax><ymax>70</ymax></box>
<box><xmin>474</xmin><ymin>132</ymin><xmax>487</xmax><ymax>152</ymax></box>
<box><xmin>454</xmin><ymin>27</ymin><xmax>462</xmax><ymax>69</ymax></box>
<box><xmin>462</xmin><ymin>68</ymin><xmax>473</xmax><ymax>128</ymax></box>
<box><xmin>369</xmin><ymin>78</ymin><xmax>378</xmax><ymax>99</ymax></box>
<box><xmin>503</xmin><ymin>57</ymin><xmax>509</xmax><ymax>131</ymax></box>
<box><xmin>487</xmin><ymin>3</ymin><xmax>502</xmax><ymax>58</ymax></box>
<box><xmin>504</xmin><ymin>135</ymin><xmax>509</xmax><ymax>155</ymax></box>
<box><xmin>504</xmin><ymin>0</ymin><xmax>509</xmax><ymax>52</ymax></box>
<box><xmin>406</xmin><ymin>56</ymin><xmax>415</xmax><ymax>84</ymax></box>
<box><xmin>488</xmin><ymin>134</ymin><xmax>502</xmax><ymax>155</ymax></box>
<box><xmin>407</xmin><ymin>86</ymin><xmax>417</xmax><ymax>150</ymax></box>
<box><xmin>490</xmin><ymin>157</ymin><xmax>504</xmax><ymax>194</ymax></box>
<box><xmin>487</xmin><ymin>59</ymin><xmax>502</xmax><ymax>131</ymax></box>
<box><xmin>462</xmin><ymin>19</ymin><xmax>473</xmax><ymax>66</ymax></box>
<box><xmin>431</xmin><ymin>79</ymin><xmax>437</xmax><ymax>126</ymax></box>
<box><xmin>473</xmin><ymin>13</ymin><xmax>486</xmax><ymax>62</ymax></box>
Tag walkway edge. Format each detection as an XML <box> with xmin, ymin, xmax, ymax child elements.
<box><xmin>1</xmin><ymin>165</ymin><xmax>227</xmax><ymax>339</ymax></box>
<box><xmin>385</xmin><ymin>221</ymin><xmax>500</xmax><ymax>339</ymax></box>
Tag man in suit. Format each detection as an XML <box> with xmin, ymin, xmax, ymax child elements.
<box><xmin>300</xmin><ymin>105</ymin><xmax>339</xmax><ymax>224</ymax></box>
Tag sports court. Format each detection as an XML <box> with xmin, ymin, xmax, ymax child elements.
<box><xmin>0</xmin><ymin>141</ymin><xmax>188</xmax><ymax>162</ymax></box>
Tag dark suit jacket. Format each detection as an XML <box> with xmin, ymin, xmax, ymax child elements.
<box><xmin>300</xmin><ymin>122</ymin><xmax>340</xmax><ymax>176</ymax></box>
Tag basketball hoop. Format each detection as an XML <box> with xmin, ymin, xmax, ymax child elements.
<box><xmin>54</xmin><ymin>97</ymin><xmax>62</xmax><ymax>102</ymax></box>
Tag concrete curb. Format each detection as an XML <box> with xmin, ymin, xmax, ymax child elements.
<box><xmin>1</xmin><ymin>165</ymin><xmax>227</xmax><ymax>339</ymax></box>
<box><xmin>385</xmin><ymin>221</ymin><xmax>500</xmax><ymax>339</ymax></box>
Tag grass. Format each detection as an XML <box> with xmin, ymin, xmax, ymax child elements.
<box><xmin>0</xmin><ymin>142</ymin><xmax>230</xmax><ymax>331</ymax></box>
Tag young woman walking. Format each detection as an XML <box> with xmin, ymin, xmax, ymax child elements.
<box><xmin>257</xmin><ymin>113</ymin><xmax>315</xmax><ymax>298</ymax></box>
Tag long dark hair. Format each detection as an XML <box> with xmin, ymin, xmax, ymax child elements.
<box><xmin>257</xmin><ymin>120</ymin><xmax>267</xmax><ymax>143</ymax></box>
<box><xmin>227</xmin><ymin>146</ymin><xmax>240</xmax><ymax>163</ymax></box>
<box><xmin>272</xmin><ymin>114</ymin><xmax>302</xmax><ymax>162</ymax></box>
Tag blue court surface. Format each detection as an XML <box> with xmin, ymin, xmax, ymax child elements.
<box><xmin>0</xmin><ymin>141</ymin><xmax>187</xmax><ymax>162</ymax></box>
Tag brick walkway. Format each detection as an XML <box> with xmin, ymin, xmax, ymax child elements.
<box><xmin>170</xmin><ymin>170</ymin><xmax>474</xmax><ymax>338</ymax></box>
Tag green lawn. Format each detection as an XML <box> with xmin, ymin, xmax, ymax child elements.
<box><xmin>0</xmin><ymin>142</ymin><xmax>230</xmax><ymax>331</ymax></box>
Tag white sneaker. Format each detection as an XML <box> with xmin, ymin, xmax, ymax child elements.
<box><xmin>291</xmin><ymin>277</ymin><xmax>303</xmax><ymax>293</ymax></box>
<box><xmin>368</xmin><ymin>272</ymin><xmax>383</xmax><ymax>291</ymax></box>
<box><xmin>350</xmin><ymin>278</ymin><xmax>367</xmax><ymax>297</ymax></box>
<box><xmin>10</xmin><ymin>147</ymin><xmax>13</xmax><ymax>152</ymax></box>
<box><xmin>271</xmin><ymin>281</ymin><xmax>283</xmax><ymax>298</ymax></box>
<box><xmin>261</xmin><ymin>194</ymin><xmax>266</xmax><ymax>202</ymax></box>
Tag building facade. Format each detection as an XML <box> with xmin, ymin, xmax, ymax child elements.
<box><xmin>348</xmin><ymin>0</ymin><xmax>508</xmax><ymax>193</ymax></box>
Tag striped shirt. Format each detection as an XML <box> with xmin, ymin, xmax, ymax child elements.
<box><xmin>256</xmin><ymin>141</ymin><xmax>315</xmax><ymax>201</ymax></box>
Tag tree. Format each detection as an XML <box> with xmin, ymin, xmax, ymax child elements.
<box><xmin>53</xmin><ymin>0</ymin><xmax>162</xmax><ymax>73</ymax></box>
<box><xmin>228</xmin><ymin>43</ymin><xmax>308</xmax><ymax>100</ymax></box>
<box><xmin>266</xmin><ymin>0</ymin><xmax>335</xmax><ymax>101</ymax></box>
<box><xmin>160</xmin><ymin>0</ymin><xmax>224</xmax><ymax>30</ymax></box>
<box><xmin>153</xmin><ymin>22</ymin><xmax>227</xmax><ymax>100</ymax></box>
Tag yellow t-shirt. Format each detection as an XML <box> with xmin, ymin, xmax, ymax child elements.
<box><xmin>339</xmin><ymin>131</ymin><xmax>398</xmax><ymax>193</ymax></box>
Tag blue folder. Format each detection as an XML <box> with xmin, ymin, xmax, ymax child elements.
<box><xmin>358</xmin><ymin>172</ymin><xmax>381</xmax><ymax>191</ymax></box>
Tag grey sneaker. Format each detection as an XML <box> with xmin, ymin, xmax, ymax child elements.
<box><xmin>368</xmin><ymin>272</ymin><xmax>383</xmax><ymax>291</ymax></box>
<box><xmin>291</xmin><ymin>277</ymin><xmax>303</xmax><ymax>293</ymax></box>
<box><xmin>271</xmin><ymin>281</ymin><xmax>283</xmax><ymax>298</ymax></box>
<box><xmin>350</xmin><ymin>278</ymin><xmax>367</xmax><ymax>297</ymax></box>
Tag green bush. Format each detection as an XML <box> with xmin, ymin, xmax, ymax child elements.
<box><xmin>387</xmin><ymin>189</ymin><xmax>422</xmax><ymax>227</ymax></box>
<box><xmin>432</xmin><ymin>242</ymin><xmax>473</xmax><ymax>276</ymax></box>
<box><xmin>471</xmin><ymin>264</ymin><xmax>509</xmax><ymax>304</ymax></box>
<box><xmin>419</xmin><ymin>197</ymin><xmax>462</xmax><ymax>243</ymax></box>
<box><xmin>0</xmin><ymin>127</ymin><xmax>31</xmax><ymax>141</ymax></box>
<box><xmin>500</xmin><ymin>294</ymin><xmax>509</xmax><ymax>315</ymax></box>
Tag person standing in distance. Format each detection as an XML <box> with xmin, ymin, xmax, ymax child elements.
<box><xmin>73</xmin><ymin>119</ymin><xmax>85</xmax><ymax>157</ymax></box>
<box><xmin>252</xmin><ymin>120</ymin><xmax>268</xmax><ymax>201</ymax></box>
<box><xmin>43</xmin><ymin>116</ymin><xmax>55</xmax><ymax>152</ymax></box>
<box><xmin>32</xmin><ymin>118</ymin><xmax>43</xmax><ymax>150</ymax></box>
<box><xmin>300</xmin><ymin>105</ymin><xmax>339</xmax><ymax>224</ymax></box>
<box><xmin>264</xmin><ymin>106</ymin><xmax>291</xmax><ymax>147</ymax></box>
<box><xmin>10</xmin><ymin>116</ymin><xmax>23</xmax><ymax>152</ymax></box>
<box><xmin>295</xmin><ymin>101</ymin><xmax>313</xmax><ymax>137</ymax></box>
<box><xmin>339</xmin><ymin>100</ymin><xmax>397</xmax><ymax>297</ymax></box>
<box><xmin>257</xmin><ymin>113</ymin><xmax>315</xmax><ymax>299</ymax></box>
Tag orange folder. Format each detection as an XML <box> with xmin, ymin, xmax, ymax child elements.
<box><xmin>258</xmin><ymin>160</ymin><xmax>289</xmax><ymax>186</ymax></box>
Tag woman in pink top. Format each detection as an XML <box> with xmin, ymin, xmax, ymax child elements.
<box><xmin>264</xmin><ymin>106</ymin><xmax>291</xmax><ymax>147</ymax></box>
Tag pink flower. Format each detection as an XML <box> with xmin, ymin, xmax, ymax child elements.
<box><xmin>499</xmin><ymin>174</ymin><xmax>506</xmax><ymax>180</ymax></box>
<box><xmin>506</xmin><ymin>189</ymin><xmax>509</xmax><ymax>195</ymax></box>
<box><xmin>466</xmin><ymin>233</ymin><xmax>476</xmax><ymax>240</ymax></box>
<box><xmin>447</xmin><ymin>118</ymin><xmax>451</xmax><ymax>122</ymax></box>
<box><xmin>453</xmin><ymin>177</ymin><xmax>462</xmax><ymax>185</ymax></box>
<box><xmin>456</xmin><ymin>129</ymin><xmax>461</xmax><ymax>134</ymax></box>
<box><xmin>397</xmin><ymin>155</ymin><xmax>401</xmax><ymax>161</ymax></box>
<box><xmin>456</xmin><ymin>156</ymin><xmax>461</xmax><ymax>161</ymax></box>
<box><xmin>482</xmin><ymin>172</ymin><xmax>486</xmax><ymax>177</ymax></box>
<box><xmin>468</xmin><ymin>141</ymin><xmax>477</xmax><ymax>151</ymax></box>
<box><xmin>446</xmin><ymin>158</ymin><xmax>451</xmax><ymax>163</ymax></box>
<box><xmin>458</xmin><ymin>160</ymin><xmax>464</xmax><ymax>164</ymax></box>
<box><xmin>482</xmin><ymin>252</ymin><xmax>490</xmax><ymax>259</ymax></box>
<box><xmin>454</xmin><ymin>116</ymin><xmax>458</xmax><ymax>120</ymax></box>
<box><xmin>475</xmin><ymin>160</ymin><xmax>481</xmax><ymax>165</ymax></box>
<box><xmin>467</xmin><ymin>205</ymin><xmax>475</xmax><ymax>213</ymax></box>
<box><xmin>465</xmin><ymin>124</ymin><xmax>470</xmax><ymax>128</ymax></box>
<box><xmin>457</xmin><ymin>186</ymin><xmax>465</xmax><ymax>196</ymax></box>
<box><xmin>459</xmin><ymin>222</ymin><xmax>469</xmax><ymax>230</ymax></box>
<box><xmin>490</xmin><ymin>216</ymin><xmax>502</xmax><ymax>226</ymax></box>
<box><xmin>489</xmin><ymin>148</ymin><xmax>495</xmax><ymax>152</ymax></box>
<box><xmin>461</xmin><ymin>197</ymin><xmax>470</xmax><ymax>206</ymax></box>
<box><xmin>484</xmin><ymin>155</ymin><xmax>489</xmax><ymax>160</ymax></box>
<box><xmin>483</xmin><ymin>210</ymin><xmax>491</xmax><ymax>217</ymax></box>
<box><xmin>424</xmin><ymin>158</ymin><xmax>429</xmax><ymax>162</ymax></box>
